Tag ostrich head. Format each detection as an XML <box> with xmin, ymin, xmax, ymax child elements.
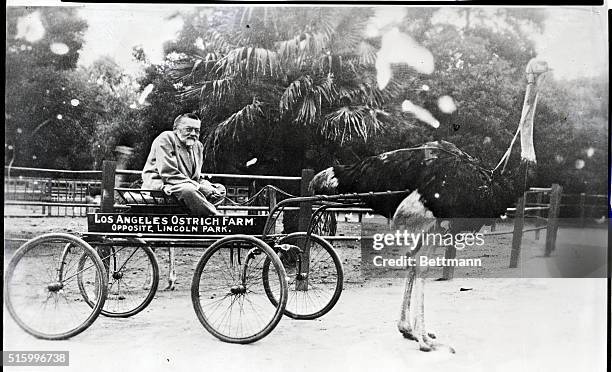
<box><xmin>525</xmin><ymin>58</ymin><xmax>551</xmax><ymax>84</ymax></box>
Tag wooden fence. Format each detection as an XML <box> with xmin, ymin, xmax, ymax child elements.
<box><xmin>4</xmin><ymin>166</ymin><xmax>609</xmax><ymax>279</ymax></box>
<box><xmin>4</xmin><ymin>165</ymin><xmax>300</xmax><ymax>217</ymax></box>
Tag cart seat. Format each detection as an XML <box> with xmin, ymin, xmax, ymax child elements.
<box><xmin>115</xmin><ymin>188</ymin><xmax>187</xmax><ymax>214</ymax></box>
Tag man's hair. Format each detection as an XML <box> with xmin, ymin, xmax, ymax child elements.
<box><xmin>173</xmin><ymin>113</ymin><xmax>201</xmax><ymax>130</ymax></box>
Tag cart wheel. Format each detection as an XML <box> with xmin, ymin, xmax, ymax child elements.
<box><xmin>4</xmin><ymin>233</ymin><xmax>107</xmax><ymax>340</ymax></box>
<box><xmin>191</xmin><ymin>235</ymin><xmax>288</xmax><ymax>344</ymax></box>
<box><xmin>263</xmin><ymin>233</ymin><xmax>343</xmax><ymax>320</ymax></box>
<box><xmin>78</xmin><ymin>245</ymin><xmax>159</xmax><ymax>318</ymax></box>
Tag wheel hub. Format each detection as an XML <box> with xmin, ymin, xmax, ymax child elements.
<box><xmin>47</xmin><ymin>282</ymin><xmax>64</xmax><ymax>292</ymax></box>
<box><xmin>230</xmin><ymin>285</ymin><xmax>246</xmax><ymax>295</ymax></box>
<box><xmin>112</xmin><ymin>271</ymin><xmax>123</xmax><ymax>280</ymax></box>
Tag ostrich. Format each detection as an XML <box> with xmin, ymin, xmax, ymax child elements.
<box><xmin>310</xmin><ymin>59</ymin><xmax>551</xmax><ymax>352</ymax></box>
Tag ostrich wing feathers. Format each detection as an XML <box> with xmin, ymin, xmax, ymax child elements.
<box><xmin>310</xmin><ymin>141</ymin><xmax>520</xmax><ymax>223</ymax></box>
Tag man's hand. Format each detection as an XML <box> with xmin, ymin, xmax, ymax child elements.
<box><xmin>198</xmin><ymin>179</ymin><xmax>218</xmax><ymax>197</ymax></box>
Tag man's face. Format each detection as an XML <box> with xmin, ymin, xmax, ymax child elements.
<box><xmin>175</xmin><ymin>118</ymin><xmax>201</xmax><ymax>147</ymax></box>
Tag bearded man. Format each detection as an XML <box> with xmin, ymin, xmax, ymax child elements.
<box><xmin>142</xmin><ymin>113</ymin><xmax>225</xmax><ymax>215</ymax></box>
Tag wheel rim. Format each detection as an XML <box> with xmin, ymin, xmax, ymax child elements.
<box><xmin>5</xmin><ymin>235</ymin><xmax>106</xmax><ymax>339</ymax></box>
<box><xmin>192</xmin><ymin>237</ymin><xmax>287</xmax><ymax>342</ymax></box>
<box><xmin>79</xmin><ymin>245</ymin><xmax>158</xmax><ymax>317</ymax></box>
<box><xmin>264</xmin><ymin>233</ymin><xmax>343</xmax><ymax>319</ymax></box>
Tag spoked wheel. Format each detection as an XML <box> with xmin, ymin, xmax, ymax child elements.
<box><xmin>191</xmin><ymin>235</ymin><xmax>288</xmax><ymax>344</ymax></box>
<box><xmin>4</xmin><ymin>233</ymin><xmax>107</xmax><ymax>340</ymax></box>
<box><xmin>263</xmin><ymin>233</ymin><xmax>343</xmax><ymax>320</ymax></box>
<box><xmin>78</xmin><ymin>245</ymin><xmax>159</xmax><ymax>318</ymax></box>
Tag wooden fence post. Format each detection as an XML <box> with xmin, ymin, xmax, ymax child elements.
<box><xmin>296</xmin><ymin>169</ymin><xmax>314</xmax><ymax>291</ymax></box>
<box><xmin>579</xmin><ymin>192</ymin><xmax>586</xmax><ymax>227</ymax></box>
<box><xmin>98</xmin><ymin>160</ymin><xmax>117</xmax><ymax>271</ymax></box>
<box><xmin>535</xmin><ymin>192</ymin><xmax>543</xmax><ymax>240</ymax></box>
<box><xmin>45</xmin><ymin>180</ymin><xmax>53</xmax><ymax>216</ymax></box>
<box><xmin>509</xmin><ymin>194</ymin><xmax>526</xmax><ymax>268</ymax></box>
<box><xmin>545</xmin><ymin>184</ymin><xmax>562</xmax><ymax>256</ymax></box>
<box><xmin>101</xmin><ymin>160</ymin><xmax>116</xmax><ymax>213</ymax></box>
<box><xmin>442</xmin><ymin>246</ymin><xmax>457</xmax><ymax>280</ymax></box>
<box><xmin>298</xmin><ymin>169</ymin><xmax>314</xmax><ymax>231</ymax></box>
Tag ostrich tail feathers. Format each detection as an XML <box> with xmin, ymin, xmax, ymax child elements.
<box><xmin>309</xmin><ymin>167</ymin><xmax>339</xmax><ymax>195</ymax></box>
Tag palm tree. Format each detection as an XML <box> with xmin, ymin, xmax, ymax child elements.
<box><xmin>170</xmin><ymin>7</ymin><xmax>405</xmax><ymax>173</ymax></box>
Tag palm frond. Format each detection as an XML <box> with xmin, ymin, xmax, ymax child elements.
<box><xmin>296</xmin><ymin>96</ymin><xmax>318</xmax><ymax>125</ymax></box>
<box><xmin>206</xmin><ymin>30</ymin><xmax>232</xmax><ymax>54</ymax></box>
<box><xmin>204</xmin><ymin>98</ymin><xmax>265</xmax><ymax>154</ymax></box>
<box><xmin>214</xmin><ymin>46</ymin><xmax>281</xmax><ymax>79</ymax></box>
<box><xmin>279</xmin><ymin>74</ymin><xmax>337</xmax><ymax>125</ymax></box>
<box><xmin>314</xmin><ymin>73</ymin><xmax>336</xmax><ymax>105</ymax></box>
<box><xmin>319</xmin><ymin>105</ymin><xmax>386</xmax><ymax>144</ymax></box>
<box><xmin>177</xmin><ymin>85</ymin><xmax>202</xmax><ymax>100</ymax></box>
<box><xmin>276</xmin><ymin>32</ymin><xmax>329</xmax><ymax>65</ymax></box>
<box><xmin>328</xmin><ymin>10</ymin><xmax>372</xmax><ymax>56</ymax></box>
<box><xmin>201</xmin><ymin>77</ymin><xmax>235</xmax><ymax>107</ymax></box>
<box><xmin>353</xmin><ymin>40</ymin><xmax>378</xmax><ymax>66</ymax></box>
<box><xmin>334</xmin><ymin>81</ymin><xmax>383</xmax><ymax>108</ymax></box>
<box><xmin>170</xmin><ymin>52</ymin><xmax>222</xmax><ymax>85</ymax></box>
<box><xmin>279</xmin><ymin>76</ymin><xmax>314</xmax><ymax>115</ymax></box>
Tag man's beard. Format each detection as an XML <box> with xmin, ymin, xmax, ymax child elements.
<box><xmin>183</xmin><ymin>137</ymin><xmax>197</xmax><ymax>146</ymax></box>
<box><xmin>178</xmin><ymin>133</ymin><xmax>198</xmax><ymax>146</ymax></box>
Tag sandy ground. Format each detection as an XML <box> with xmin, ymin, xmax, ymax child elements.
<box><xmin>3</xmin><ymin>279</ymin><xmax>607</xmax><ymax>372</ymax></box>
<box><xmin>3</xmin><ymin>217</ymin><xmax>609</xmax><ymax>372</ymax></box>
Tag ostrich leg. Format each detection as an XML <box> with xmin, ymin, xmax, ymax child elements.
<box><xmin>391</xmin><ymin>191</ymin><xmax>454</xmax><ymax>351</ymax></box>
<box><xmin>396</xmin><ymin>222</ymin><xmax>454</xmax><ymax>352</ymax></box>
<box><xmin>397</xmin><ymin>260</ymin><xmax>417</xmax><ymax>339</ymax></box>
<box><xmin>411</xmin><ymin>243</ymin><xmax>456</xmax><ymax>353</ymax></box>
<box><xmin>149</xmin><ymin>247</ymin><xmax>176</xmax><ymax>290</ymax></box>
<box><xmin>398</xmin><ymin>237</ymin><xmax>421</xmax><ymax>340</ymax></box>
<box><xmin>165</xmin><ymin>247</ymin><xmax>177</xmax><ymax>290</ymax></box>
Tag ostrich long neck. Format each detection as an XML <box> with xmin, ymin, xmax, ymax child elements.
<box><xmin>494</xmin><ymin>68</ymin><xmax>544</xmax><ymax>172</ymax></box>
<box><xmin>518</xmin><ymin>77</ymin><xmax>540</xmax><ymax>163</ymax></box>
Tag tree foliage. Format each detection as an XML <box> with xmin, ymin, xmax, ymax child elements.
<box><xmin>6</xmin><ymin>7</ymin><xmax>94</xmax><ymax>168</ymax></box>
<box><xmin>5</xmin><ymin>6</ymin><xmax>607</xmax><ymax>195</ymax></box>
<box><xmin>161</xmin><ymin>7</ymin><xmax>405</xmax><ymax>175</ymax></box>
<box><xmin>5</xmin><ymin>7</ymin><xmax>140</xmax><ymax>170</ymax></box>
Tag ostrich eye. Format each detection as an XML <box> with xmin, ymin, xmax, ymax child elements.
<box><xmin>453</xmin><ymin>123</ymin><xmax>461</xmax><ymax>131</ymax></box>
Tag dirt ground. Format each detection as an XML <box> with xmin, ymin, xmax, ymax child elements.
<box><xmin>3</xmin><ymin>217</ymin><xmax>609</xmax><ymax>372</ymax></box>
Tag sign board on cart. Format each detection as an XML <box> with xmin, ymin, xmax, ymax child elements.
<box><xmin>87</xmin><ymin>213</ymin><xmax>267</xmax><ymax>235</ymax></box>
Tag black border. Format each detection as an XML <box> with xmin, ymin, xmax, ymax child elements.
<box><xmin>60</xmin><ymin>0</ymin><xmax>606</xmax><ymax>6</ymax></box>
<box><xmin>5</xmin><ymin>1</ymin><xmax>611</xmax><ymax>369</ymax></box>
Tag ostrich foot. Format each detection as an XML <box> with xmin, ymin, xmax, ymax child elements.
<box><xmin>398</xmin><ymin>322</ymin><xmax>437</xmax><ymax>341</ymax></box>
<box><xmin>419</xmin><ymin>333</ymin><xmax>455</xmax><ymax>353</ymax></box>
<box><xmin>398</xmin><ymin>321</ymin><xmax>417</xmax><ymax>340</ymax></box>
<box><xmin>401</xmin><ymin>330</ymin><xmax>418</xmax><ymax>341</ymax></box>
<box><xmin>164</xmin><ymin>279</ymin><xmax>176</xmax><ymax>291</ymax></box>
<box><xmin>143</xmin><ymin>277</ymin><xmax>153</xmax><ymax>291</ymax></box>
<box><xmin>164</xmin><ymin>272</ymin><xmax>176</xmax><ymax>290</ymax></box>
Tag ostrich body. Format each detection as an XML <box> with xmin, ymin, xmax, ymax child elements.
<box><xmin>309</xmin><ymin>59</ymin><xmax>550</xmax><ymax>352</ymax></box>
